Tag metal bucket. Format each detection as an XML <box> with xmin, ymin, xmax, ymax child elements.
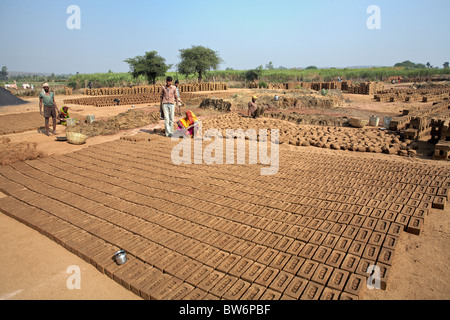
<box><xmin>86</xmin><ymin>115</ymin><xmax>95</xmax><ymax>124</ymax></box>
<box><xmin>384</xmin><ymin>117</ymin><xmax>392</xmax><ymax>128</ymax></box>
<box><xmin>369</xmin><ymin>116</ymin><xmax>380</xmax><ymax>127</ymax></box>
<box><xmin>66</xmin><ymin>118</ymin><xmax>77</xmax><ymax>126</ymax></box>
<box><xmin>114</xmin><ymin>250</ymin><xmax>127</xmax><ymax>265</ymax></box>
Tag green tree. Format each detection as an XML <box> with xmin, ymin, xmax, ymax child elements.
<box><xmin>394</xmin><ymin>60</ymin><xmax>427</xmax><ymax>69</ymax></box>
<box><xmin>394</xmin><ymin>60</ymin><xmax>415</xmax><ymax>68</ymax></box>
<box><xmin>305</xmin><ymin>66</ymin><xmax>318</xmax><ymax>70</ymax></box>
<box><xmin>444</xmin><ymin>62</ymin><xmax>449</xmax><ymax>69</ymax></box>
<box><xmin>124</xmin><ymin>51</ymin><xmax>170</xmax><ymax>85</ymax></box>
<box><xmin>0</xmin><ymin>66</ymin><xmax>8</xmax><ymax>81</ymax></box>
<box><xmin>245</xmin><ymin>70</ymin><xmax>260</xmax><ymax>82</ymax></box>
<box><xmin>177</xmin><ymin>45</ymin><xmax>223</xmax><ymax>83</ymax></box>
<box><xmin>265</xmin><ymin>61</ymin><xmax>274</xmax><ymax>70</ymax></box>
<box><xmin>416</xmin><ymin>63</ymin><xmax>426</xmax><ymax>69</ymax></box>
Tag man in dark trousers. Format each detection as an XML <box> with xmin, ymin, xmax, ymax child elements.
<box><xmin>39</xmin><ymin>83</ymin><xmax>58</xmax><ymax>136</ymax></box>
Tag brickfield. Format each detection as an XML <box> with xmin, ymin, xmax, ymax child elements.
<box><xmin>0</xmin><ymin>133</ymin><xmax>448</xmax><ymax>300</ymax></box>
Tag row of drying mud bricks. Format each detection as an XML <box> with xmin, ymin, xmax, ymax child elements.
<box><xmin>0</xmin><ymin>195</ymin><xmax>367</xmax><ymax>300</ymax></box>
<box><xmin>375</xmin><ymin>89</ymin><xmax>450</xmax><ymax>102</ymax></box>
<box><xmin>1</xmin><ymin>163</ymin><xmax>448</xmax><ymax>300</ymax></box>
<box><xmin>2</xmin><ymin>188</ymin><xmax>446</xmax><ymax>301</ymax></box>
<box><xmin>83</xmin><ymin>83</ymin><xmax>228</xmax><ymax>96</ymax></box>
<box><xmin>270</xmin><ymin>81</ymin><xmax>354</xmax><ymax>91</ymax></box>
<box><xmin>0</xmin><ymin>202</ymin><xmax>383</xmax><ymax>300</ymax></box>
<box><xmin>63</xmin><ymin>93</ymin><xmax>195</xmax><ymax>107</ymax></box>
<box><xmin>278</xmin><ymin>81</ymin><xmax>384</xmax><ymax>95</ymax></box>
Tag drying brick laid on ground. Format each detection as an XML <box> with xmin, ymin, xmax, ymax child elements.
<box><xmin>0</xmin><ymin>136</ymin><xmax>448</xmax><ymax>300</ymax></box>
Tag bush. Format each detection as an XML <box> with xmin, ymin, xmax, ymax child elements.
<box><xmin>245</xmin><ymin>70</ymin><xmax>259</xmax><ymax>82</ymax></box>
<box><xmin>259</xmin><ymin>81</ymin><xmax>268</xmax><ymax>88</ymax></box>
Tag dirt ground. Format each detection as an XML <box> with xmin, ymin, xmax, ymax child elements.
<box><xmin>0</xmin><ymin>86</ymin><xmax>449</xmax><ymax>300</ymax></box>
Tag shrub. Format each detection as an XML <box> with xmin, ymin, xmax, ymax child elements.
<box><xmin>259</xmin><ymin>81</ymin><xmax>268</xmax><ymax>88</ymax></box>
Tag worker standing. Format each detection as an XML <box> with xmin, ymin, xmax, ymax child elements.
<box><xmin>160</xmin><ymin>77</ymin><xmax>179</xmax><ymax>137</ymax></box>
<box><xmin>39</xmin><ymin>83</ymin><xmax>58</xmax><ymax>136</ymax></box>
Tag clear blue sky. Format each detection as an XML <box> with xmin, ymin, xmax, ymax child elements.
<box><xmin>0</xmin><ymin>0</ymin><xmax>449</xmax><ymax>74</ymax></box>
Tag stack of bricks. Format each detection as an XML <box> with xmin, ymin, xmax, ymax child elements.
<box><xmin>64</xmin><ymin>92</ymin><xmax>195</xmax><ymax>107</ymax></box>
<box><xmin>64</xmin><ymin>87</ymin><xmax>73</xmax><ymax>95</ymax></box>
<box><xmin>347</xmin><ymin>82</ymin><xmax>384</xmax><ymax>95</ymax></box>
<box><xmin>405</xmin><ymin>76</ymin><xmax>450</xmax><ymax>83</ymax></box>
<box><xmin>430</xmin><ymin>119</ymin><xmax>450</xmax><ymax>142</ymax></box>
<box><xmin>83</xmin><ymin>83</ymin><xmax>228</xmax><ymax>96</ymax></box>
<box><xmin>274</xmin><ymin>81</ymin><xmax>354</xmax><ymax>92</ymax></box>
<box><xmin>431</xmin><ymin>118</ymin><xmax>450</xmax><ymax>160</ymax></box>
<box><xmin>374</xmin><ymin>86</ymin><xmax>450</xmax><ymax>103</ymax></box>
<box><xmin>267</xmin><ymin>83</ymin><xmax>286</xmax><ymax>90</ymax></box>
<box><xmin>389</xmin><ymin>101</ymin><xmax>450</xmax><ymax>145</ymax></box>
<box><xmin>67</xmin><ymin>82</ymin><xmax>227</xmax><ymax>107</ymax></box>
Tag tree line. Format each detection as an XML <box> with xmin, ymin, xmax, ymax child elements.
<box><xmin>124</xmin><ymin>45</ymin><xmax>222</xmax><ymax>85</ymax></box>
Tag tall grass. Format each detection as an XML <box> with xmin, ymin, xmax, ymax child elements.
<box><xmin>69</xmin><ymin>67</ymin><xmax>450</xmax><ymax>88</ymax></box>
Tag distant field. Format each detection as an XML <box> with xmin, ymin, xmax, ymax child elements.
<box><xmin>3</xmin><ymin>67</ymin><xmax>449</xmax><ymax>90</ymax></box>
<box><xmin>67</xmin><ymin>67</ymin><xmax>450</xmax><ymax>88</ymax></box>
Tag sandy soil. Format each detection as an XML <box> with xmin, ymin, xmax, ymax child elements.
<box><xmin>0</xmin><ymin>212</ymin><xmax>140</xmax><ymax>300</ymax></box>
<box><xmin>0</xmin><ymin>87</ymin><xmax>449</xmax><ymax>300</ymax></box>
<box><xmin>362</xmin><ymin>204</ymin><xmax>450</xmax><ymax>300</ymax></box>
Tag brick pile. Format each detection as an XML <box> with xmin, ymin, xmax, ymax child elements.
<box><xmin>266</xmin><ymin>81</ymin><xmax>382</xmax><ymax>95</ymax></box>
<box><xmin>65</xmin><ymin>83</ymin><xmax>227</xmax><ymax>107</ymax></box>
<box><xmin>267</xmin><ymin>81</ymin><xmax>354</xmax><ymax>92</ymax></box>
<box><xmin>389</xmin><ymin>101</ymin><xmax>450</xmax><ymax>144</ymax></box>
<box><xmin>431</xmin><ymin>119</ymin><xmax>450</xmax><ymax>160</ymax></box>
<box><xmin>64</xmin><ymin>87</ymin><xmax>73</xmax><ymax>95</ymax></box>
<box><xmin>346</xmin><ymin>82</ymin><xmax>384</xmax><ymax>95</ymax></box>
<box><xmin>63</xmin><ymin>92</ymin><xmax>196</xmax><ymax>108</ymax></box>
<box><xmin>83</xmin><ymin>83</ymin><xmax>228</xmax><ymax>96</ymax></box>
<box><xmin>374</xmin><ymin>86</ymin><xmax>450</xmax><ymax>103</ymax></box>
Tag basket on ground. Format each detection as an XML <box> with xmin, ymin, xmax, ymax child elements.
<box><xmin>66</xmin><ymin>132</ymin><xmax>88</xmax><ymax>145</ymax></box>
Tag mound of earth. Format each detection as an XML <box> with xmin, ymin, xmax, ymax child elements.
<box><xmin>0</xmin><ymin>137</ymin><xmax>45</xmax><ymax>165</ymax></box>
<box><xmin>222</xmin><ymin>90</ymin><xmax>344</xmax><ymax>113</ymax></box>
<box><xmin>0</xmin><ymin>87</ymin><xmax>29</xmax><ymax>107</ymax></box>
<box><xmin>66</xmin><ymin>109</ymin><xmax>160</xmax><ymax>137</ymax></box>
<box><xmin>199</xmin><ymin>98</ymin><xmax>232</xmax><ymax>112</ymax></box>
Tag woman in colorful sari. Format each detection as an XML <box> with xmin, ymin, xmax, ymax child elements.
<box><xmin>176</xmin><ymin>110</ymin><xmax>199</xmax><ymax>138</ymax></box>
<box><xmin>58</xmin><ymin>106</ymin><xmax>70</xmax><ymax>126</ymax></box>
